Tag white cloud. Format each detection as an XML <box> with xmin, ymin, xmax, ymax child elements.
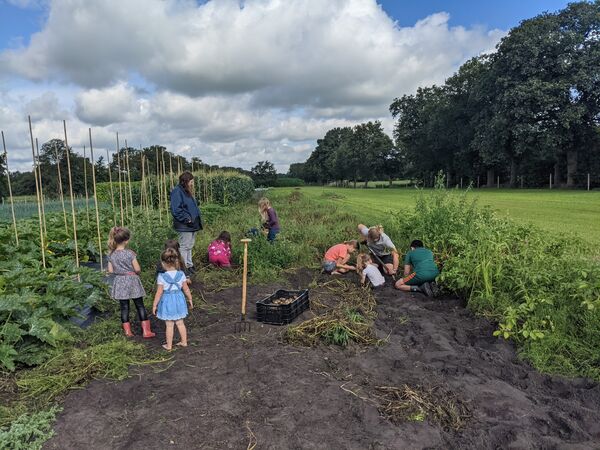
<box><xmin>75</xmin><ymin>82</ymin><xmax>140</xmax><ymax>126</ymax></box>
<box><xmin>0</xmin><ymin>0</ymin><xmax>505</xmax><ymax>172</ymax></box>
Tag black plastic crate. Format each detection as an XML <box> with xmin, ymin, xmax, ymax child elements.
<box><xmin>256</xmin><ymin>289</ymin><xmax>310</xmax><ymax>325</ymax></box>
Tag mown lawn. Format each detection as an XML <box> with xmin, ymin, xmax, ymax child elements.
<box><xmin>276</xmin><ymin>187</ymin><xmax>600</xmax><ymax>247</ymax></box>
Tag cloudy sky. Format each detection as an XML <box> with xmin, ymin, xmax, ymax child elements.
<box><xmin>0</xmin><ymin>0</ymin><xmax>570</xmax><ymax>172</ymax></box>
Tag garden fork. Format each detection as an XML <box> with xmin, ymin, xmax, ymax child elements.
<box><xmin>235</xmin><ymin>238</ymin><xmax>252</xmax><ymax>333</ymax></box>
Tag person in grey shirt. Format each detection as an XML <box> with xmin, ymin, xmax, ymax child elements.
<box><xmin>358</xmin><ymin>224</ymin><xmax>399</xmax><ymax>275</ymax></box>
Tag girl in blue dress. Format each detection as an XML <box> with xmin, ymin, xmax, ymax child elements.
<box><xmin>152</xmin><ymin>248</ymin><xmax>194</xmax><ymax>351</ymax></box>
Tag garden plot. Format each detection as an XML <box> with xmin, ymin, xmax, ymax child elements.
<box><xmin>44</xmin><ymin>270</ymin><xmax>600</xmax><ymax>450</ymax></box>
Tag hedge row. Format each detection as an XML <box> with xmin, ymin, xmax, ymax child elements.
<box><xmin>96</xmin><ymin>170</ymin><xmax>254</xmax><ymax>207</ymax></box>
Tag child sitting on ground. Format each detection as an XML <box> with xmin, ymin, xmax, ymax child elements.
<box><xmin>155</xmin><ymin>239</ymin><xmax>192</xmax><ymax>285</ymax></box>
<box><xmin>208</xmin><ymin>231</ymin><xmax>232</xmax><ymax>267</ymax></box>
<box><xmin>322</xmin><ymin>240</ymin><xmax>358</xmax><ymax>274</ymax></box>
<box><xmin>357</xmin><ymin>253</ymin><xmax>386</xmax><ymax>288</ymax></box>
<box><xmin>152</xmin><ymin>248</ymin><xmax>194</xmax><ymax>351</ymax></box>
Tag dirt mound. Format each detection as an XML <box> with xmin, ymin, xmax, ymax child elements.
<box><xmin>44</xmin><ymin>270</ymin><xmax>600</xmax><ymax>449</ymax></box>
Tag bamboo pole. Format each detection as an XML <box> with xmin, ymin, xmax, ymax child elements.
<box><xmin>1</xmin><ymin>131</ymin><xmax>19</xmax><ymax>245</ymax></box>
<box><xmin>146</xmin><ymin>155</ymin><xmax>154</xmax><ymax>213</ymax></box>
<box><xmin>124</xmin><ymin>140</ymin><xmax>134</xmax><ymax>223</ymax></box>
<box><xmin>169</xmin><ymin>153</ymin><xmax>174</xmax><ymax>189</ymax></box>
<box><xmin>141</xmin><ymin>146</ymin><xmax>149</xmax><ymax>214</ymax></box>
<box><xmin>88</xmin><ymin>128</ymin><xmax>103</xmax><ymax>271</ymax></box>
<box><xmin>83</xmin><ymin>145</ymin><xmax>90</xmax><ymax>227</ymax></box>
<box><xmin>63</xmin><ymin>120</ymin><xmax>79</xmax><ymax>270</ymax></box>
<box><xmin>53</xmin><ymin>141</ymin><xmax>69</xmax><ymax>235</ymax></box>
<box><xmin>162</xmin><ymin>150</ymin><xmax>169</xmax><ymax>217</ymax></box>
<box><xmin>106</xmin><ymin>148</ymin><xmax>117</xmax><ymax>227</ymax></box>
<box><xmin>116</xmin><ymin>133</ymin><xmax>124</xmax><ymax>226</ymax></box>
<box><xmin>155</xmin><ymin>147</ymin><xmax>162</xmax><ymax>223</ymax></box>
<box><xmin>35</xmin><ymin>138</ymin><xmax>47</xmax><ymax>237</ymax></box>
<box><xmin>28</xmin><ymin>117</ymin><xmax>45</xmax><ymax>268</ymax></box>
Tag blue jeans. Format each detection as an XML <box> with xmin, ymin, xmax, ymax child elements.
<box><xmin>267</xmin><ymin>228</ymin><xmax>280</xmax><ymax>242</ymax></box>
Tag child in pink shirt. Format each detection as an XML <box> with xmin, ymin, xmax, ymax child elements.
<box><xmin>208</xmin><ymin>231</ymin><xmax>232</xmax><ymax>267</ymax></box>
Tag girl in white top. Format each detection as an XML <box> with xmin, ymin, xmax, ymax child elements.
<box><xmin>152</xmin><ymin>248</ymin><xmax>194</xmax><ymax>351</ymax></box>
<box><xmin>357</xmin><ymin>253</ymin><xmax>386</xmax><ymax>288</ymax></box>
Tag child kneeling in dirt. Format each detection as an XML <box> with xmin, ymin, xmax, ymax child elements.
<box><xmin>208</xmin><ymin>231</ymin><xmax>232</xmax><ymax>268</ymax></box>
<box><xmin>357</xmin><ymin>253</ymin><xmax>385</xmax><ymax>288</ymax></box>
<box><xmin>156</xmin><ymin>239</ymin><xmax>192</xmax><ymax>285</ymax></box>
<box><xmin>153</xmin><ymin>248</ymin><xmax>194</xmax><ymax>351</ymax></box>
<box><xmin>394</xmin><ymin>240</ymin><xmax>439</xmax><ymax>297</ymax></box>
<box><xmin>322</xmin><ymin>240</ymin><xmax>358</xmax><ymax>275</ymax></box>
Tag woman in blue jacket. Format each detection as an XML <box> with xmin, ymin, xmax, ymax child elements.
<box><xmin>170</xmin><ymin>172</ymin><xmax>202</xmax><ymax>274</ymax></box>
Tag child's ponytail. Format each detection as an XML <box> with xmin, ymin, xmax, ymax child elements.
<box><xmin>356</xmin><ymin>253</ymin><xmax>371</xmax><ymax>272</ymax></box>
<box><xmin>108</xmin><ymin>226</ymin><xmax>131</xmax><ymax>253</ymax></box>
<box><xmin>161</xmin><ymin>248</ymin><xmax>181</xmax><ymax>270</ymax></box>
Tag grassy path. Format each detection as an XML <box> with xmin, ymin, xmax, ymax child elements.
<box><xmin>276</xmin><ymin>187</ymin><xmax>600</xmax><ymax>247</ymax></box>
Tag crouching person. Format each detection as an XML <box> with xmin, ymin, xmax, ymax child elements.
<box><xmin>394</xmin><ymin>240</ymin><xmax>439</xmax><ymax>297</ymax></box>
<box><xmin>323</xmin><ymin>240</ymin><xmax>358</xmax><ymax>275</ymax></box>
<box><xmin>357</xmin><ymin>253</ymin><xmax>385</xmax><ymax>289</ymax></box>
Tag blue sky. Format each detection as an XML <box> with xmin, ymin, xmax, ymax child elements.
<box><xmin>0</xmin><ymin>0</ymin><xmax>576</xmax><ymax>171</ymax></box>
<box><xmin>378</xmin><ymin>0</ymin><xmax>571</xmax><ymax>29</ymax></box>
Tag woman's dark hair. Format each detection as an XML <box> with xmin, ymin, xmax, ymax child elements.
<box><xmin>217</xmin><ymin>231</ymin><xmax>231</xmax><ymax>243</ymax></box>
<box><xmin>179</xmin><ymin>171</ymin><xmax>194</xmax><ymax>196</ymax></box>
<box><xmin>410</xmin><ymin>239</ymin><xmax>424</xmax><ymax>248</ymax></box>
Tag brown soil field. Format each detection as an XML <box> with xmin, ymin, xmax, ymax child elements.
<box><xmin>44</xmin><ymin>269</ymin><xmax>600</xmax><ymax>449</ymax></box>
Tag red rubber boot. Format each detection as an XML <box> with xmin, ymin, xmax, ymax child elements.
<box><xmin>141</xmin><ymin>320</ymin><xmax>156</xmax><ymax>338</ymax></box>
<box><xmin>122</xmin><ymin>322</ymin><xmax>134</xmax><ymax>337</ymax></box>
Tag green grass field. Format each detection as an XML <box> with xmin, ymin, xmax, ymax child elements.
<box><xmin>276</xmin><ymin>187</ymin><xmax>600</xmax><ymax>247</ymax></box>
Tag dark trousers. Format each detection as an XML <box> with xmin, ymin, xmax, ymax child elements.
<box><xmin>120</xmin><ymin>297</ymin><xmax>148</xmax><ymax>323</ymax></box>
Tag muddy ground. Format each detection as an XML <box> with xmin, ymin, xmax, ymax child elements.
<box><xmin>45</xmin><ymin>269</ymin><xmax>600</xmax><ymax>450</ymax></box>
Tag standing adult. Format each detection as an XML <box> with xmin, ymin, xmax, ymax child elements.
<box><xmin>170</xmin><ymin>171</ymin><xmax>202</xmax><ymax>274</ymax></box>
<box><xmin>357</xmin><ymin>224</ymin><xmax>399</xmax><ymax>275</ymax></box>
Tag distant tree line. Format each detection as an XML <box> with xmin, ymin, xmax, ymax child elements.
<box><xmin>295</xmin><ymin>1</ymin><xmax>600</xmax><ymax>188</ymax></box>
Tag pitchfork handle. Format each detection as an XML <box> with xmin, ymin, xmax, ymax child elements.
<box><xmin>241</xmin><ymin>238</ymin><xmax>251</xmax><ymax>318</ymax></box>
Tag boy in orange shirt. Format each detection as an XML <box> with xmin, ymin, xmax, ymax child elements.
<box><xmin>322</xmin><ymin>240</ymin><xmax>358</xmax><ymax>275</ymax></box>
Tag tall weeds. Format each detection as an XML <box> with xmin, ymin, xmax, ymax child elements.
<box><xmin>389</xmin><ymin>175</ymin><xmax>600</xmax><ymax>380</ymax></box>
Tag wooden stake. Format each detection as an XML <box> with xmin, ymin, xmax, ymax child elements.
<box><xmin>63</xmin><ymin>120</ymin><xmax>79</xmax><ymax>270</ymax></box>
<box><xmin>155</xmin><ymin>147</ymin><xmax>162</xmax><ymax>223</ymax></box>
<box><xmin>125</xmin><ymin>140</ymin><xmax>134</xmax><ymax>223</ymax></box>
<box><xmin>106</xmin><ymin>148</ymin><xmax>117</xmax><ymax>226</ymax></box>
<box><xmin>162</xmin><ymin>150</ymin><xmax>169</xmax><ymax>216</ymax></box>
<box><xmin>83</xmin><ymin>145</ymin><xmax>90</xmax><ymax>227</ymax></box>
<box><xmin>35</xmin><ymin>138</ymin><xmax>47</xmax><ymax>237</ymax></box>
<box><xmin>116</xmin><ymin>133</ymin><xmax>124</xmax><ymax>226</ymax></box>
<box><xmin>88</xmin><ymin>128</ymin><xmax>103</xmax><ymax>271</ymax></box>
<box><xmin>146</xmin><ymin>155</ymin><xmax>154</xmax><ymax>213</ymax></box>
<box><xmin>28</xmin><ymin>117</ymin><xmax>45</xmax><ymax>268</ymax></box>
<box><xmin>53</xmin><ymin>141</ymin><xmax>69</xmax><ymax>235</ymax></box>
<box><xmin>169</xmin><ymin>153</ymin><xmax>174</xmax><ymax>189</ymax></box>
<box><xmin>1</xmin><ymin>131</ymin><xmax>19</xmax><ymax>245</ymax></box>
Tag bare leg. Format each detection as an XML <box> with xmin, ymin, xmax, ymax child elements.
<box><xmin>175</xmin><ymin>319</ymin><xmax>187</xmax><ymax>347</ymax></box>
<box><xmin>163</xmin><ymin>320</ymin><xmax>174</xmax><ymax>350</ymax></box>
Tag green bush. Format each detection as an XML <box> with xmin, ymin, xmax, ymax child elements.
<box><xmin>0</xmin><ymin>407</ymin><xmax>59</xmax><ymax>450</ymax></box>
<box><xmin>388</xmin><ymin>177</ymin><xmax>600</xmax><ymax>380</ymax></box>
